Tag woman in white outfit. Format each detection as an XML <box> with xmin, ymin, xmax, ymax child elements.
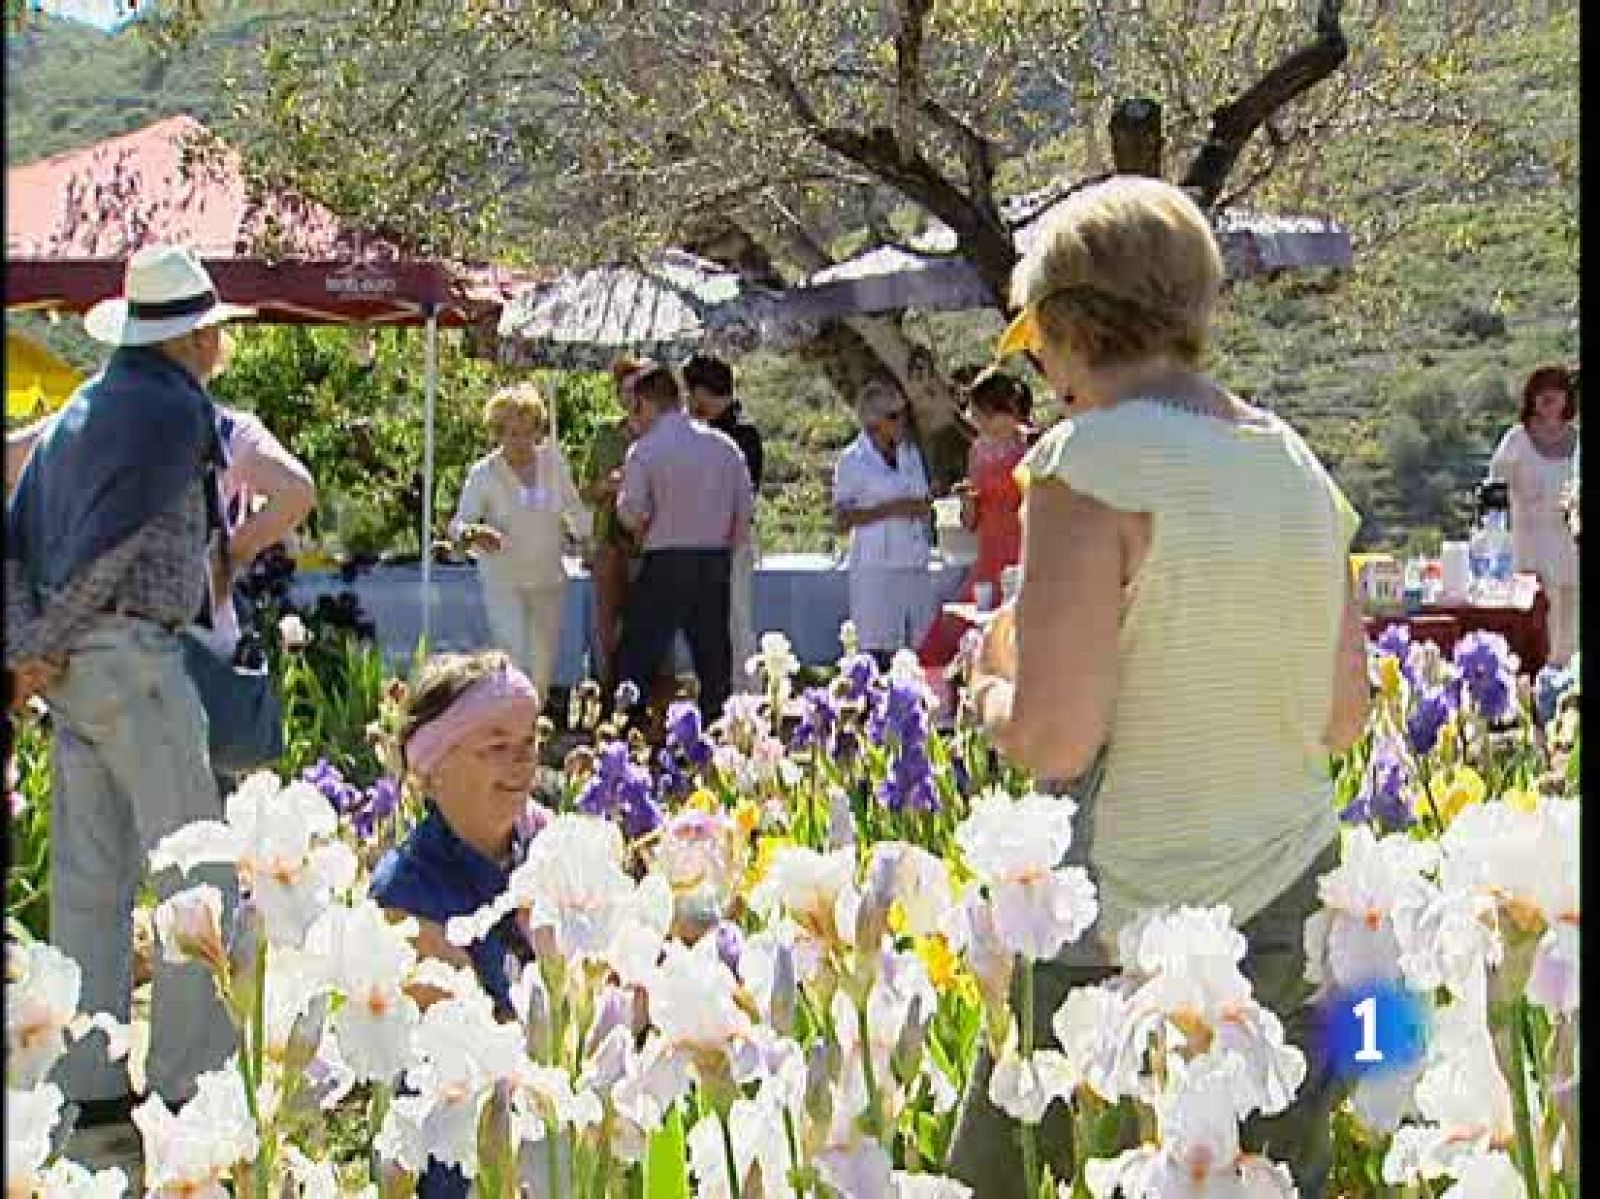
<box><xmin>1490</xmin><ymin>364</ymin><xmax>1579</xmax><ymax>665</ymax></box>
<box><xmin>832</xmin><ymin>381</ymin><xmax>935</xmax><ymax>666</ymax></box>
<box><xmin>450</xmin><ymin>383</ymin><xmax>590</xmax><ymax>698</ymax></box>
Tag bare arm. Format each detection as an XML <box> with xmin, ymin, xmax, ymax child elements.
<box><xmin>5</xmin><ymin>418</ymin><xmax>52</xmax><ymax>499</ymax></box>
<box><xmin>1324</xmin><ymin>574</ymin><xmax>1372</xmax><ymax>753</ymax></box>
<box><xmin>226</xmin><ymin>441</ymin><xmax>317</xmax><ymax>566</ymax></box>
<box><xmin>975</xmin><ymin>481</ymin><xmax>1124</xmax><ymax>779</ymax></box>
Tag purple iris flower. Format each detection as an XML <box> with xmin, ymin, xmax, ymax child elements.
<box><xmin>878</xmin><ymin>742</ymin><xmax>938</xmax><ymax>813</ymax></box>
<box><xmin>577</xmin><ymin>740</ymin><xmax>663</xmax><ymax>840</ymax></box>
<box><xmin>870</xmin><ymin>679</ymin><xmax>929</xmax><ymax>745</ymax></box>
<box><xmin>712</xmin><ymin>920</ymin><xmax>744</xmax><ymax>976</ymax></box>
<box><xmin>790</xmin><ymin>687</ymin><xmax>839</xmax><ymax>753</ymax></box>
<box><xmin>656</xmin><ymin>747</ymin><xmax>691</xmax><ymax>801</ymax></box>
<box><xmin>351</xmin><ymin>776</ymin><xmax>402</xmax><ymax>838</ymax></box>
<box><xmin>302</xmin><ymin>759</ymin><xmax>361</xmax><ymax>815</ymax></box>
<box><xmin>1452</xmin><ymin>632</ymin><xmax>1517</xmax><ymax>723</ymax></box>
<box><xmin>866</xmin><ymin>680</ymin><xmax>939</xmax><ymax>813</ymax></box>
<box><xmin>1339</xmin><ymin>736</ymin><xmax>1416</xmax><ymax>831</ymax></box>
<box><xmin>1374</xmin><ymin>624</ymin><xmax>1411</xmax><ymax>661</ymax></box>
<box><xmin>839</xmin><ymin>653</ymin><xmax>879</xmax><ymax>701</ymax></box>
<box><xmin>1534</xmin><ymin>663</ymin><xmax>1575</xmax><ymax>727</ymax></box>
<box><xmin>665</xmin><ymin>701</ymin><xmax>714</xmax><ymax>768</ymax></box>
<box><xmin>614</xmin><ymin>680</ymin><xmax>642</xmax><ymax>712</ymax></box>
<box><xmin>1406</xmin><ymin>684</ymin><xmax>1456</xmax><ymax>756</ymax></box>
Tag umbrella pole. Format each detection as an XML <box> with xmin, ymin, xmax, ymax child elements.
<box><xmin>421</xmin><ymin>306</ymin><xmax>439</xmax><ymax>651</ymax></box>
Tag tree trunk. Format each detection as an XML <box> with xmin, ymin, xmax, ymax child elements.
<box><xmin>705</xmin><ymin>213</ymin><xmax>971</xmax><ymax>482</ymax></box>
<box><xmin>794</xmin><ymin>317</ymin><xmax>967</xmax><ymax>489</ymax></box>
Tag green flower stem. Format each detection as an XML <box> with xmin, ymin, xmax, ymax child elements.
<box><xmin>369</xmin><ymin>1081</ymin><xmax>392</xmax><ymax>1180</ymax></box>
<box><xmin>782</xmin><ymin>1104</ymin><xmax>803</xmax><ymax>1190</ymax></box>
<box><xmin>1503</xmin><ymin>999</ymin><xmax>1544</xmax><ymax>1199</ymax></box>
<box><xmin>251</xmin><ymin>939</ymin><xmax>271</xmax><ymax>1199</ymax></box>
<box><xmin>1018</xmin><ymin>959</ymin><xmax>1041</xmax><ymax>1199</ymax></box>
<box><xmin>719</xmin><ymin>1105</ymin><xmax>744</xmax><ymax>1199</ymax></box>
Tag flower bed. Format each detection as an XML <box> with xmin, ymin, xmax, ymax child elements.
<box><xmin>5</xmin><ymin>625</ymin><xmax>1580</xmax><ymax>1198</ymax></box>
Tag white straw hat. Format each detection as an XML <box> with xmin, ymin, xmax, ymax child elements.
<box><xmin>83</xmin><ymin>244</ymin><xmax>256</xmax><ymax>347</ymax></box>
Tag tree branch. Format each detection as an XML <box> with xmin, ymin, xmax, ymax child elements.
<box><xmin>891</xmin><ymin>0</ymin><xmax>933</xmax><ymax>166</ymax></box>
<box><xmin>1180</xmin><ymin>0</ymin><xmax>1348</xmax><ymax>208</ymax></box>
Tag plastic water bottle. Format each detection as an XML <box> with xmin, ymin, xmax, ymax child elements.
<box><xmin>1484</xmin><ymin>510</ymin><xmax>1514</xmax><ymax>604</ymax></box>
<box><xmin>1468</xmin><ymin>520</ymin><xmax>1493</xmax><ymax>604</ymax></box>
<box><xmin>1468</xmin><ymin>511</ymin><xmax>1513</xmax><ymax>605</ymax></box>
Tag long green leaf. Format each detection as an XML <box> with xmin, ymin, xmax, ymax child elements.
<box><xmin>644</xmin><ymin>1105</ymin><xmax>690</xmax><ymax>1199</ymax></box>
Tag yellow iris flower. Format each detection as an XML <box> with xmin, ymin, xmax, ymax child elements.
<box><xmin>743</xmin><ymin>834</ymin><xmax>795</xmax><ymax>894</ymax></box>
<box><xmin>1429</xmin><ymin>765</ymin><xmax>1486</xmax><ymax>826</ymax></box>
<box><xmin>1501</xmin><ymin>786</ymin><xmax>1540</xmax><ymax>814</ymax></box>
<box><xmin>913</xmin><ymin>933</ymin><xmax>973</xmax><ymax>1002</ymax></box>
<box><xmin>1377</xmin><ymin>655</ymin><xmax>1404</xmax><ymax>698</ymax></box>
<box><xmin>733</xmin><ymin>798</ymin><xmax>762</xmax><ymax>839</ymax></box>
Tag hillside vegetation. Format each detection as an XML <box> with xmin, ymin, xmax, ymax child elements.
<box><xmin>6</xmin><ymin>7</ymin><xmax>1578</xmax><ymax>557</ymax></box>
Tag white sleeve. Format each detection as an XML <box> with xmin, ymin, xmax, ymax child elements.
<box><xmin>833</xmin><ymin>447</ymin><xmax>866</xmax><ymax>510</ymax></box>
<box><xmin>1488</xmin><ymin>426</ymin><xmax>1521</xmax><ymax>484</ymax></box>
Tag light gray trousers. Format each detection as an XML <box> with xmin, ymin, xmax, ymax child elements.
<box><xmin>47</xmin><ymin>617</ymin><xmax>238</xmax><ymax>1107</ymax></box>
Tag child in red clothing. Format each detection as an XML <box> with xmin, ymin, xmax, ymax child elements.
<box><xmin>919</xmin><ymin>369</ymin><xmax>1032</xmax><ymax>691</ymax></box>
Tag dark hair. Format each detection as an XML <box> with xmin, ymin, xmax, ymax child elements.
<box><xmin>964</xmin><ymin>366</ymin><xmax>1032</xmax><ymax>422</ymax></box>
<box><xmin>630</xmin><ymin>362</ymin><xmax>683</xmax><ymax>410</ymax></box>
<box><xmin>1521</xmin><ymin>365</ymin><xmax>1578</xmax><ymax>425</ymax></box>
<box><xmin>682</xmin><ymin>354</ymin><xmax>734</xmax><ymax>398</ymax></box>
<box><xmin>400</xmin><ymin>650</ymin><xmax>515</xmax><ymax>772</ymax></box>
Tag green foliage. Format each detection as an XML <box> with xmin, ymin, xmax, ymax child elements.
<box><xmin>6</xmin><ymin>716</ymin><xmax>53</xmax><ymax>940</ymax></box>
<box><xmin>3</xmin><ymin>5</ymin><xmax>1578</xmax><ymax>556</ymax></box>
<box><xmin>208</xmin><ymin>326</ymin><xmax>626</xmax><ymax>560</ymax></box>
<box><xmin>4</xmin><ymin>7</ymin><xmax>266</xmax><ymax>164</ymax></box>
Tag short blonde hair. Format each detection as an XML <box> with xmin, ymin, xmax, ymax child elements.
<box><xmin>1011</xmin><ymin>177</ymin><xmax>1223</xmax><ymax>369</ymax></box>
<box><xmin>484</xmin><ymin>382</ymin><xmax>549</xmax><ymax>438</ymax></box>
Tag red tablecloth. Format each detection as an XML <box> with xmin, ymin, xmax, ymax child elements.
<box><xmin>1364</xmin><ymin>587</ymin><xmax>1550</xmax><ymax>676</ymax></box>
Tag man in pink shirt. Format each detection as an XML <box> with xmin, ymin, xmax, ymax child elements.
<box><xmin>615</xmin><ymin>362</ymin><xmax>751</xmax><ymax>724</ymax></box>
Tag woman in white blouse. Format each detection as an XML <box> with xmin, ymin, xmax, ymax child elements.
<box><xmin>832</xmin><ymin>381</ymin><xmax>935</xmax><ymax>665</ymax></box>
<box><xmin>450</xmin><ymin>383</ymin><xmax>590</xmax><ymax>698</ymax></box>
<box><xmin>1490</xmin><ymin>364</ymin><xmax>1579</xmax><ymax>666</ymax></box>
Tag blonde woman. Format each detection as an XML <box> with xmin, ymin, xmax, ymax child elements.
<box><xmin>450</xmin><ymin>383</ymin><xmax>590</xmax><ymax>699</ymax></box>
<box><xmin>950</xmin><ymin>177</ymin><xmax>1370</xmax><ymax>1195</ymax></box>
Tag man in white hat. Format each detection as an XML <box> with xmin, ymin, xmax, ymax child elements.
<box><xmin>5</xmin><ymin>245</ymin><xmax>254</xmax><ymax>1162</ymax></box>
